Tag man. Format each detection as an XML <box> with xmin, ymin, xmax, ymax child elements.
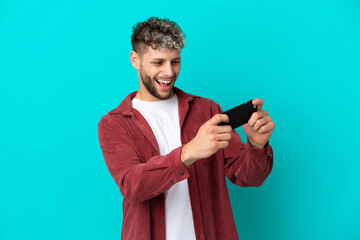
<box><xmin>98</xmin><ymin>17</ymin><xmax>275</xmax><ymax>240</ymax></box>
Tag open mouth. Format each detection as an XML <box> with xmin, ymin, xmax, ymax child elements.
<box><xmin>156</xmin><ymin>79</ymin><xmax>173</xmax><ymax>88</ymax></box>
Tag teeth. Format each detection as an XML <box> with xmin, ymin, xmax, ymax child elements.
<box><xmin>158</xmin><ymin>80</ymin><xmax>172</xmax><ymax>84</ymax></box>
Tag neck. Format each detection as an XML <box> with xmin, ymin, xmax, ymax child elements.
<box><xmin>135</xmin><ymin>88</ymin><xmax>174</xmax><ymax>102</ymax></box>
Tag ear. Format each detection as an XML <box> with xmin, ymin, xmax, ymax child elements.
<box><xmin>130</xmin><ymin>51</ymin><xmax>140</xmax><ymax>70</ymax></box>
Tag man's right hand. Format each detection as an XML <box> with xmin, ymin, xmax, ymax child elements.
<box><xmin>181</xmin><ymin>114</ymin><xmax>233</xmax><ymax>167</ymax></box>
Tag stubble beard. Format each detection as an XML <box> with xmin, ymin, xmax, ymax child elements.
<box><xmin>139</xmin><ymin>66</ymin><xmax>176</xmax><ymax>100</ymax></box>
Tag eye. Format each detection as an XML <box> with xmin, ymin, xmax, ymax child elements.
<box><xmin>172</xmin><ymin>60</ymin><xmax>180</xmax><ymax>65</ymax></box>
<box><xmin>152</xmin><ymin>61</ymin><xmax>162</xmax><ymax>65</ymax></box>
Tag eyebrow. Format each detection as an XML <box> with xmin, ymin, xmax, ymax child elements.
<box><xmin>151</xmin><ymin>57</ymin><xmax>181</xmax><ymax>61</ymax></box>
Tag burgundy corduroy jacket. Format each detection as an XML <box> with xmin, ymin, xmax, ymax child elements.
<box><xmin>98</xmin><ymin>88</ymin><xmax>273</xmax><ymax>240</ymax></box>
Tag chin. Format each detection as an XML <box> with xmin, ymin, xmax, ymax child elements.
<box><xmin>157</xmin><ymin>91</ymin><xmax>174</xmax><ymax>100</ymax></box>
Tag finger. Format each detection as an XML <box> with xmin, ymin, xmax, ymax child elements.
<box><xmin>217</xmin><ymin>140</ymin><xmax>229</xmax><ymax>149</ymax></box>
<box><xmin>207</xmin><ymin>125</ymin><xmax>232</xmax><ymax>135</ymax></box>
<box><xmin>252</xmin><ymin>98</ymin><xmax>264</xmax><ymax>111</ymax></box>
<box><xmin>214</xmin><ymin>125</ymin><xmax>232</xmax><ymax>134</ymax></box>
<box><xmin>252</xmin><ymin>116</ymin><xmax>272</xmax><ymax>131</ymax></box>
<box><xmin>208</xmin><ymin>114</ymin><xmax>229</xmax><ymax>126</ymax></box>
<box><xmin>248</xmin><ymin>110</ymin><xmax>268</xmax><ymax>127</ymax></box>
<box><xmin>215</xmin><ymin>133</ymin><xmax>232</xmax><ymax>141</ymax></box>
<box><xmin>258</xmin><ymin>121</ymin><xmax>276</xmax><ymax>134</ymax></box>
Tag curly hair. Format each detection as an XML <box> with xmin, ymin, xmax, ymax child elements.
<box><xmin>131</xmin><ymin>17</ymin><xmax>185</xmax><ymax>56</ymax></box>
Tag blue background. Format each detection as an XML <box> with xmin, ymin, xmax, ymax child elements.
<box><xmin>1</xmin><ymin>0</ymin><xmax>359</xmax><ymax>239</ymax></box>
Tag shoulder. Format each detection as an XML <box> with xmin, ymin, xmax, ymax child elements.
<box><xmin>98</xmin><ymin>91</ymin><xmax>136</xmax><ymax>130</ymax></box>
<box><xmin>192</xmin><ymin>95</ymin><xmax>219</xmax><ymax>106</ymax></box>
<box><xmin>98</xmin><ymin>106</ymin><xmax>132</xmax><ymax>137</ymax></box>
<box><xmin>97</xmin><ymin>114</ymin><xmax>128</xmax><ymax>138</ymax></box>
<box><xmin>179</xmin><ymin>93</ymin><xmax>223</xmax><ymax>124</ymax></box>
<box><xmin>189</xmin><ymin>94</ymin><xmax>223</xmax><ymax>114</ymax></box>
<box><xmin>176</xmin><ymin>87</ymin><xmax>221</xmax><ymax>110</ymax></box>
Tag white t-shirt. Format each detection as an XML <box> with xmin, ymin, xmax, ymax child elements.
<box><xmin>132</xmin><ymin>94</ymin><xmax>196</xmax><ymax>240</ymax></box>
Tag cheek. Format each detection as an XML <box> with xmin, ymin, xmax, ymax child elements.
<box><xmin>174</xmin><ymin>65</ymin><xmax>181</xmax><ymax>74</ymax></box>
<box><xmin>143</xmin><ymin>69</ymin><xmax>158</xmax><ymax>80</ymax></box>
<box><xmin>174</xmin><ymin>69</ymin><xmax>180</xmax><ymax>77</ymax></box>
<box><xmin>152</xmin><ymin>71</ymin><xmax>163</xmax><ymax>79</ymax></box>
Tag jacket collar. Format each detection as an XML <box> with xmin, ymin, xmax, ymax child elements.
<box><xmin>109</xmin><ymin>87</ymin><xmax>196</xmax><ymax>116</ymax></box>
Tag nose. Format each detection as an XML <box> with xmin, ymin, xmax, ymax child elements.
<box><xmin>162</xmin><ymin>62</ymin><xmax>174</xmax><ymax>77</ymax></box>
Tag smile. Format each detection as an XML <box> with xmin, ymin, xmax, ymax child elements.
<box><xmin>156</xmin><ymin>79</ymin><xmax>173</xmax><ymax>86</ymax></box>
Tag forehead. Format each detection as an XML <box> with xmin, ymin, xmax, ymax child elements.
<box><xmin>141</xmin><ymin>46</ymin><xmax>180</xmax><ymax>61</ymax></box>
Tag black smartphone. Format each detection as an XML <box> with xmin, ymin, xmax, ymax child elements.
<box><xmin>218</xmin><ymin>100</ymin><xmax>257</xmax><ymax>129</ymax></box>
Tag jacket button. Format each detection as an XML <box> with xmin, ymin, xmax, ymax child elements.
<box><xmin>159</xmin><ymin>218</ymin><xmax>164</xmax><ymax>223</ymax></box>
<box><xmin>179</xmin><ymin>171</ymin><xmax>184</xmax><ymax>175</ymax></box>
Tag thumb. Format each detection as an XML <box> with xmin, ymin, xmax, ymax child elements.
<box><xmin>208</xmin><ymin>114</ymin><xmax>229</xmax><ymax>126</ymax></box>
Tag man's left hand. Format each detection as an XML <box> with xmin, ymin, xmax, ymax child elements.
<box><xmin>243</xmin><ymin>98</ymin><xmax>275</xmax><ymax>149</ymax></box>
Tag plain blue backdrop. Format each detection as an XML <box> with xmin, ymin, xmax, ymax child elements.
<box><xmin>1</xmin><ymin>0</ymin><xmax>359</xmax><ymax>239</ymax></box>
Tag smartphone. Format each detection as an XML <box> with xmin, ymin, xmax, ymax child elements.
<box><xmin>218</xmin><ymin>100</ymin><xmax>257</xmax><ymax>129</ymax></box>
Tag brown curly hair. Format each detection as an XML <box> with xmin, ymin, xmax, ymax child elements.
<box><xmin>131</xmin><ymin>17</ymin><xmax>185</xmax><ymax>56</ymax></box>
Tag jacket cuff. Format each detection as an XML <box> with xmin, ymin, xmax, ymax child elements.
<box><xmin>169</xmin><ymin>146</ymin><xmax>190</xmax><ymax>181</ymax></box>
<box><xmin>246</xmin><ymin>139</ymin><xmax>273</xmax><ymax>158</ymax></box>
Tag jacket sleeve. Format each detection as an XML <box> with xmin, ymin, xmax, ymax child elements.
<box><xmin>211</xmin><ymin>102</ymin><xmax>273</xmax><ymax>187</ymax></box>
<box><xmin>98</xmin><ymin>115</ymin><xmax>189</xmax><ymax>204</ymax></box>
<box><xmin>223</xmin><ymin>131</ymin><xmax>273</xmax><ymax>187</ymax></box>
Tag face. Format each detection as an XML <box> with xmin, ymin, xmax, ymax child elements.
<box><xmin>133</xmin><ymin>47</ymin><xmax>181</xmax><ymax>101</ymax></box>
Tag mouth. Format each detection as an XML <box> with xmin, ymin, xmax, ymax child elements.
<box><xmin>155</xmin><ymin>78</ymin><xmax>174</xmax><ymax>90</ymax></box>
